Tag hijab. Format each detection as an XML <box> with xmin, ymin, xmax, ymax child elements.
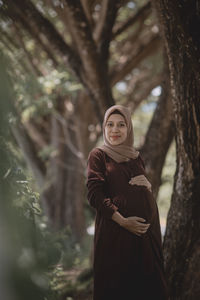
<box><xmin>98</xmin><ymin>105</ymin><xmax>139</xmax><ymax>163</ymax></box>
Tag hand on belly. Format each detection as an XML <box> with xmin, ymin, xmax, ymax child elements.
<box><xmin>122</xmin><ymin>216</ymin><xmax>150</xmax><ymax>236</ymax></box>
<box><xmin>129</xmin><ymin>175</ymin><xmax>152</xmax><ymax>192</ymax></box>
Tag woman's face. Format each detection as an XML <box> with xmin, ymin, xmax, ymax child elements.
<box><xmin>105</xmin><ymin>113</ymin><xmax>128</xmax><ymax>145</ymax></box>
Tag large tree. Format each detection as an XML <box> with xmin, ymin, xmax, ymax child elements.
<box><xmin>0</xmin><ymin>0</ymin><xmax>172</xmax><ymax>241</ymax></box>
<box><xmin>153</xmin><ymin>0</ymin><xmax>200</xmax><ymax>298</ymax></box>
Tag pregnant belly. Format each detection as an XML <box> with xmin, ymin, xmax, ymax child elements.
<box><xmin>113</xmin><ymin>186</ymin><xmax>157</xmax><ymax>222</ymax></box>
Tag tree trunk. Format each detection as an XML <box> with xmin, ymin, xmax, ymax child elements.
<box><xmin>140</xmin><ymin>54</ymin><xmax>174</xmax><ymax>199</ymax></box>
<box><xmin>41</xmin><ymin>109</ymin><xmax>86</xmax><ymax>241</ymax></box>
<box><xmin>153</xmin><ymin>1</ymin><xmax>200</xmax><ymax>298</ymax></box>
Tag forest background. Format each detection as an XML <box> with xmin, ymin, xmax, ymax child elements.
<box><xmin>0</xmin><ymin>0</ymin><xmax>199</xmax><ymax>299</ymax></box>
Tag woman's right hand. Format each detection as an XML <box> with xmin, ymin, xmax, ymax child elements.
<box><xmin>122</xmin><ymin>216</ymin><xmax>150</xmax><ymax>236</ymax></box>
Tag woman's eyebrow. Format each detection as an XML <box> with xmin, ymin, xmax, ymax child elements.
<box><xmin>107</xmin><ymin>120</ymin><xmax>126</xmax><ymax>123</ymax></box>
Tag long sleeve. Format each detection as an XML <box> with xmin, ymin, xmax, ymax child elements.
<box><xmin>86</xmin><ymin>148</ymin><xmax>118</xmax><ymax>219</ymax></box>
<box><xmin>138</xmin><ymin>153</ymin><xmax>146</xmax><ymax>170</ymax></box>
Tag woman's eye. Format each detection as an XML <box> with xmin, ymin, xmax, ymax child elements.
<box><xmin>106</xmin><ymin>123</ymin><xmax>126</xmax><ymax>127</ymax></box>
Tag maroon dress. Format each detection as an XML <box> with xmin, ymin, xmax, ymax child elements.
<box><xmin>86</xmin><ymin>148</ymin><xmax>168</xmax><ymax>300</ymax></box>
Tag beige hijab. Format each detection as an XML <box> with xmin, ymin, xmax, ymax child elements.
<box><xmin>98</xmin><ymin>105</ymin><xmax>139</xmax><ymax>163</ymax></box>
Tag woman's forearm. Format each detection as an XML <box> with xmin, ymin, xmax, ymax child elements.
<box><xmin>111</xmin><ymin>211</ymin><xmax>126</xmax><ymax>226</ymax></box>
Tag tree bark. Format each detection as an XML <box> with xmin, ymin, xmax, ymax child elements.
<box><xmin>153</xmin><ymin>1</ymin><xmax>200</xmax><ymax>298</ymax></box>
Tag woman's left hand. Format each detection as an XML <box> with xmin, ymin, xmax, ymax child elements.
<box><xmin>129</xmin><ymin>175</ymin><xmax>152</xmax><ymax>192</ymax></box>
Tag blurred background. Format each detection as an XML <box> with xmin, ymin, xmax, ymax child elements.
<box><xmin>0</xmin><ymin>0</ymin><xmax>177</xmax><ymax>299</ymax></box>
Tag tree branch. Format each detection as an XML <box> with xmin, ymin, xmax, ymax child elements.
<box><xmin>1</xmin><ymin>8</ymin><xmax>59</xmax><ymax>67</ymax></box>
<box><xmin>92</xmin><ymin>0</ymin><xmax>123</xmax><ymax>63</ymax></box>
<box><xmin>12</xmin><ymin>24</ymin><xmax>43</xmax><ymax>77</ymax></box>
<box><xmin>93</xmin><ymin>0</ymin><xmax>110</xmax><ymax>42</ymax></box>
<box><xmin>80</xmin><ymin>0</ymin><xmax>94</xmax><ymax>27</ymax></box>
<box><xmin>24</xmin><ymin>121</ymin><xmax>48</xmax><ymax>149</ymax></box>
<box><xmin>11</xmin><ymin>122</ymin><xmax>46</xmax><ymax>188</ymax></box>
<box><xmin>110</xmin><ymin>34</ymin><xmax>161</xmax><ymax>85</ymax></box>
<box><xmin>113</xmin><ymin>1</ymin><xmax>151</xmax><ymax>37</ymax></box>
<box><xmin>126</xmin><ymin>72</ymin><xmax>163</xmax><ymax>111</ymax></box>
<box><xmin>43</xmin><ymin>0</ymin><xmax>80</xmax><ymax>51</ymax></box>
<box><xmin>64</xmin><ymin>0</ymin><xmax>115</xmax><ymax>120</ymax></box>
<box><xmin>0</xmin><ymin>29</ymin><xmax>32</xmax><ymax>75</ymax></box>
<box><xmin>5</xmin><ymin>0</ymin><xmax>83</xmax><ymax>79</ymax></box>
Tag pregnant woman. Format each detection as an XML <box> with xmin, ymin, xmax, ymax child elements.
<box><xmin>86</xmin><ymin>105</ymin><xmax>168</xmax><ymax>300</ymax></box>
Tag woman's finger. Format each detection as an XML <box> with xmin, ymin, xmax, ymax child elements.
<box><xmin>138</xmin><ymin>224</ymin><xmax>150</xmax><ymax>230</ymax></box>
<box><xmin>135</xmin><ymin>233</ymin><xmax>141</xmax><ymax>236</ymax></box>
<box><xmin>138</xmin><ymin>229</ymin><xmax>147</xmax><ymax>233</ymax></box>
<box><xmin>135</xmin><ymin>217</ymin><xmax>146</xmax><ymax>222</ymax></box>
<box><xmin>130</xmin><ymin>175</ymin><xmax>150</xmax><ymax>183</ymax></box>
<box><xmin>137</xmin><ymin>222</ymin><xmax>149</xmax><ymax>227</ymax></box>
<box><xmin>141</xmin><ymin>226</ymin><xmax>149</xmax><ymax>231</ymax></box>
<box><xmin>139</xmin><ymin>226</ymin><xmax>150</xmax><ymax>233</ymax></box>
<box><xmin>131</xmin><ymin>181</ymin><xmax>151</xmax><ymax>189</ymax></box>
<box><xmin>129</xmin><ymin>179</ymin><xmax>149</xmax><ymax>185</ymax></box>
<box><xmin>134</xmin><ymin>175</ymin><xmax>144</xmax><ymax>179</ymax></box>
<box><xmin>132</xmin><ymin>179</ymin><xmax>149</xmax><ymax>184</ymax></box>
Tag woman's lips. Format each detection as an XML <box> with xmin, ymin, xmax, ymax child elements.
<box><xmin>111</xmin><ymin>136</ymin><xmax>121</xmax><ymax>139</ymax></box>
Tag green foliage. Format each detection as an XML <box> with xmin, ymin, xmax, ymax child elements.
<box><xmin>1</xmin><ymin>157</ymin><xmax>58</xmax><ymax>300</ymax></box>
<box><xmin>1</xmin><ymin>149</ymin><xmax>92</xmax><ymax>300</ymax></box>
<box><xmin>12</xmin><ymin>68</ymin><xmax>82</xmax><ymax>122</ymax></box>
<box><xmin>0</xmin><ymin>51</ymin><xmax>91</xmax><ymax>300</ymax></box>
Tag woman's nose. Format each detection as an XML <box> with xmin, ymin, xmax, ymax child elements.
<box><xmin>112</xmin><ymin>125</ymin><xmax>119</xmax><ymax>132</ymax></box>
